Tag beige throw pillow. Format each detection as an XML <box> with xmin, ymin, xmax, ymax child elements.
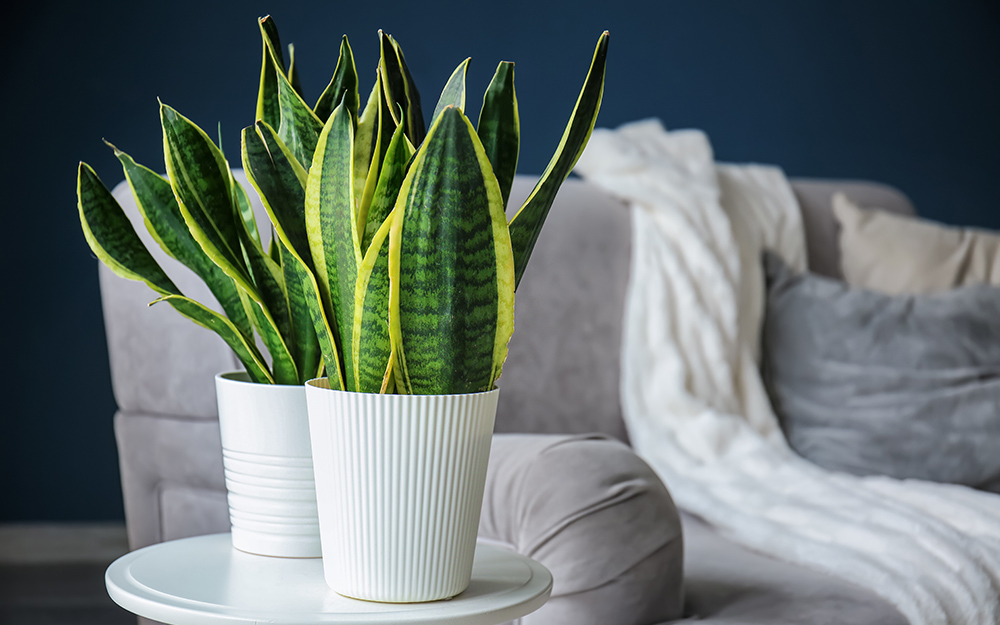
<box><xmin>833</xmin><ymin>193</ymin><xmax>1000</xmax><ymax>294</ymax></box>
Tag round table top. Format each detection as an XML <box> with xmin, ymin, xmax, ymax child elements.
<box><xmin>105</xmin><ymin>534</ymin><xmax>552</xmax><ymax>625</ymax></box>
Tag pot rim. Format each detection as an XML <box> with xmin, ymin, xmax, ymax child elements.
<box><xmin>216</xmin><ymin>371</ymin><xmax>305</xmax><ymax>388</ymax></box>
<box><xmin>305</xmin><ymin>377</ymin><xmax>499</xmax><ymax>398</ymax></box>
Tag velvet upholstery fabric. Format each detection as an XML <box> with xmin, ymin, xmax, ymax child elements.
<box><xmin>481</xmin><ymin>434</ymin><xmax>684</xmax><ymax>625</ymax></box>
<box><xmin>680</xmin><ymin>512</ymin><xmax>907</xmax><ymax>624</ymax></box>
<box><xmin>762</xmin><ymin>253</ymin><xmax>1000</xmax><ymax>492</ymax></box>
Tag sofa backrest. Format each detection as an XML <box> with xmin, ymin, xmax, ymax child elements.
<box><xmin>100</xmin><ymin>173</ymin><xmax>915</xmax><ymax>439</ymax></box>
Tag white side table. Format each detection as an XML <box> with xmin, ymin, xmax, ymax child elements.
<box><xmin>105</xmin><ymin>534</ymin><xmax>552</xmax><ymax>625</ymax></box>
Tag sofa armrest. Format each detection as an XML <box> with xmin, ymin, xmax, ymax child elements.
<box><xmin>480</xmin><ymin>434</ymin><xmax>684</xmax><ymax>625</ymax></box>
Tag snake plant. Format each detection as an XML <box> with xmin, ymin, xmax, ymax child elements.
<box><xmin>78</xmin><ymin>16</ymin><xmax>608</xmax><ymax>395</ymax></box>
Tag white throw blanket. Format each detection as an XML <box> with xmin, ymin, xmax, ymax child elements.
<box><xmin>574</xmin><ymin>120</ymin><xmax>1000</xmax><ymax>625</ymax></box>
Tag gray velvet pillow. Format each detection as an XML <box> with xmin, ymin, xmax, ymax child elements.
<box><xmin>761</xmin><ymin>252</ymin><xmax>1000</xmax><ymax>493</ymax></box>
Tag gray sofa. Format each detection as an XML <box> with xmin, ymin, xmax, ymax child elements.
<box><xmin>102</xmin><ymin>173</ymin><xmax>915</xmax><ymax>624</ymax></box>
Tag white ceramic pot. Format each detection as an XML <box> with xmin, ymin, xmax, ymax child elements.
<box><xmin>216</xmin><ymin>372</ymin><xmax>321</xmax><ymax>558</ymax></box>
<box><xmin>305</xmin><ymin>379</ymin><xmax>499</xmax><ymax>602</ymax></box>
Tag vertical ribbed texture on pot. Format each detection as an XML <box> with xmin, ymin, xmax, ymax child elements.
<box><xmin>306</xmin><ymin>382</ymin><xmax>498</xmax><ymax>602</ymax></box>
<box><xmin>216</xmin><ymin>372</ymin><xmax>321</xmax><ymax>558</ymax></box>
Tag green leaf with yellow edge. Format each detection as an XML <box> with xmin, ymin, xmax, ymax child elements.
<box><xmin>357</xmin><ymin>72</ymin><xmax>401</xmax><ymax>235</ymax></box>
<box><xmin>315</xmin><ymin>36</ymin><xmax>359</xmax><ymax>122</ymax></box>
<box><xmin>353</xmin><ymin>74</ymin><xmax>380</xmax><ymax>204</ymax></box>
<box><xmin>431</xmin><ymin>57</ymin><xmax>470</xmax><ymax>125</ymax></box>
<box><xmin>77</xmin><ymin>162</ymin><xmax>272</xmax><ymax>383</ymax></box>
<box><xmin>232</xmin><ymin>180</ymin><xmax>299</xmax><ymax>384</ymax></box>
<box><xmin>353</xmin><ymin>210</ymin><xmax>395</xmax><ymax>393</ymax></box>
<box><xmin>477</xmin><ymin>61</ymin><xmax>519</xmax><ymax>209</ymax></box>
<box><xmin>241</xmin><ymin>122</ymin><xmax>333</xmax><ymax>385</ymax></box>
<box><xmin>275</xmin><ymin>51</ymin><xmax>324</xmax><ymax>170</ymax></box>
<box><xmin>379</xmin><ymin>32</ymin><xmax>425</xmax><ymax>147</ymax></box>
<box><xmin>278</xmin><ymin>239</ymin><xmax>322</xmax><ymax>383</ymax></box>
<box><xmin>305</xmin><ymin>100</ymin><xmax>360</xmax><ymax>390</ymax></box>
<box><xmin>508</xmin><ymin>31</ymin><xmax>608</xmax><ymax>288</ymax></box>
<box><xmin>360</xmin><ymin>117</ymin><xmax>413</xmax><ymax>255</ymax></box>
<box><xmin>160</xmin><ymin>103</ymin><xmax>296</xmax><ymax>382</ymax></box>
<box><xmin>256</xmin><ymin>15</ymin><xmax>287</xmax><ymax>132</ymax></box>
<box><xmin>113</xmin><ymin>147</ymin><xmax>253</xmax><ymax>341</ymax></box>
<box><xmin>388</xmin><ymin>106</ymin><xmax>514</xmax><ymax>395</ymax></box>
<box><xmin>242</xmin><ymin>122</ymin><xmax>310</xmax><ymax>262</ymax></box>
<box><xmin>160</xmin><ymin>103</ymin><xmax>253</xmax><ymax>290</ymax></box>
<box><xmin>287</xmin><ymin>43</ymin><xmax>305</xmax><ymax>100</ymax></box>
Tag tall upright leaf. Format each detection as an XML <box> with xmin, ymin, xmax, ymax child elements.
<box><xmin>354</xmin><ymin>211</ymin><xmax>395</xmax><ymax>393</ymax></box>
<box><xmin>477</xmin><ymin>61</ymin><xmax>519</xmax><ymax>209</ymax></box>
<box><xmin>232</xmin><ymin>181</ymin><xmax>299</xmax><ymax>384</ymax></box>
<box><xmin>78</xmin><ymin>163</ymin><xmax>273</xmax><ymax>383</ymax></box>
<box><xmin>315</xmin><ymin>36</ymin><xmax>359</xmax><ymax>122</ymax></box>
<box><xmin>507</xmin><ymin>31</ymin><xmax>608</xmax><ymax>288</ymax></box>
<box><xmin>431</xmin><ymin>58</ymin><xmax>470</xmax><ymax>125</ymax></box>
<box><xmin>255</xmin><ymin>15</ymin><xmax>286</xmax><ymax>131</ymax></box>
<box><xmin>274</xmin><ymin>47</ymin><xmax>324</xmax><ymax>170</ymax></box>
<box><xmin>358</xmin><ymin>72</ymin><xmax>401</xmax><ymax>232</ymax></box>
<box><xmin>388</xmin><ymin>106</ymin><xmax>514</xmax><ymax>395</ymax></box>
<box><xmin>287</xmin><ymin>43</ymin><xmax>305</xmax><ymax>100</ymax></box>
<box><xmin>279</xmin><ymin>239</ymin><xmax>322</xmax><ymax>381</ymax></box>
<box><xmin>160</xmin><ymin>103</ymin><xmax>252</xmax><ymax>290</ymax></box>
<box><xmin>306</xmin><ymin>101</ymin><xmax>360</xmax><ymax>390</ymax></box>
<box><xmin>361</xmin><ymin>120</ymin><xmax>414</xmax><ymax>254</ymax></box>
<box><xmin>113</xmin><ymin>147</ymin><xmax>253</xmax><ymax>341</ymax></box>
<box><xmin>353</xmin><ymin>73</ymin><xmax>380</xmax><ymax>204</ymax></box>
<box><xmin>242</xmin><ymin>122</ymin><xmax>310</xmax><ymax>262</ymax></box>
<box><xmin>242</xmin><ymin>123</ymin><xmax>344</xmax><ymax>388</ymax></box>
<box><xmin>379</xmin><ymin>32</ymin><xmax>425</xmax><ymax>146</ymax></box>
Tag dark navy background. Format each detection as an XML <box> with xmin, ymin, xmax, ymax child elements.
<box><xmin>2</xmin><ymin>0</ymin><xmax>998</xmax><ymax>521</ymax></box>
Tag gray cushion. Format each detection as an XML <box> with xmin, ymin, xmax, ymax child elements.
<box><xmin>762</xmin><ymin>252</ymin><xmax>1000</xmax><ymax>492</ymax></box>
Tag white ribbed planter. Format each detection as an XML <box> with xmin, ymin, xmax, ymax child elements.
<box><xmin>305</xmin><ymin>379</ymin><xmax>498</xmax><ymax>603</ymax></box>
<box><xmin>215</xmin><ymin>372</ymin><xmax>321</xmax><ymax>558</ymax></box>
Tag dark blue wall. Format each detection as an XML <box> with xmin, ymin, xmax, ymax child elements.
<box><xmin>2</xmin><ymin>0</ymin><xmax>997</xmax><ymax>521</ymax></box>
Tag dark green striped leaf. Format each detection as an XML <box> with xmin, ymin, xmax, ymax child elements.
<box><xmin>160</xmin><ymin>103</ymin><xmax>253</xmax><ymax>289</ymax></box>
<box><xmin>113</xmin><ymin>147</ymin><xmax>253</xmax><ymax>340</ymax></box>
<box><xmin>508</xmin><ymin>31</ymin><xmax>608</xmax><ymax>288</ymax></box>
<box><xmin>78</xmin><ymin>162</ymin><xmax>272</xmax><ymax>383</ymax></box>
<box><xmin>268</xmin><ymin>227</ymin><xmax>281</xmax><ymax>263</ymax></box>
<box><xmin>388</xmin><ymin>106</ymin><xmax>515</xmax><ymax>395</ymax></box>
<box><xmin>306</xmin><ymin>100</ymin><xmax>360</xmax><ymax>390</ymax></box>
<box><xmin>353</xmin><ymin>74</ymin><xmax>380</xmax><ymax>203</ymax></box>
<box><xmin>315</xmin><ymin>36</ymin><xmax>359</xmax><ymax>122</ymax></box>
<box><xmin>78</xmin><ymin>162</ymin><xmax>177</xmax><ymax>294</ymax></box>
<box><xmin>361</xmin><ymin>120</ymin><xmax>413</xmax><ymax>255</ymax></box>
<box><xmin>379</xmin><ymin>32</ymin><xmax>425</xmax><ymax>147</ymax></box>
<box><xmin>357</xmin><ymin>71</ymin><xmax>401</xmax><ymax>232</ymax></box>
<box><xmin>241</xmin><ymin>121</ymin><xmax>310</xmax><ymax>264</ymax></box>
<box><xmin>232</xmin><ymin>181</ymin><xmax>299</xmax><ymax>384</ymax></box>
<box><xmin>242</xmin><ymin>121</ymin><xmax>344</xmax><ymax>388</ymax></box>
<box><xmin>354</xmin><ymin>211</ymin><xmax>394</xmax><ymax>393</ymax></box>
<box><xmin>477</xmin><ymin>61</ymin><xmax>519</xmax><ymax>209</ymax></box>
<box><xmin>276</xmin><ymin>58</ymin><xmax>324</xmax><ymax>170</ymax></box>
<box><xmin>287</xmin><ymin>43</ymin><xmax>305</xmax><ymax>100</ymax></box>
<box><xmin>255</xmin><ymin>15</ymin><xmax>286</xmax><ymax>131</ymax></box>
<box><xmin>278</xmin><ymin>240</ymin><xmax>322</xmax><ymax>382</ymax></box>
<box><xmin>431</xmin><ymin>58</ymin><xmax>470</xmax><ymax>125</ymax></box>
